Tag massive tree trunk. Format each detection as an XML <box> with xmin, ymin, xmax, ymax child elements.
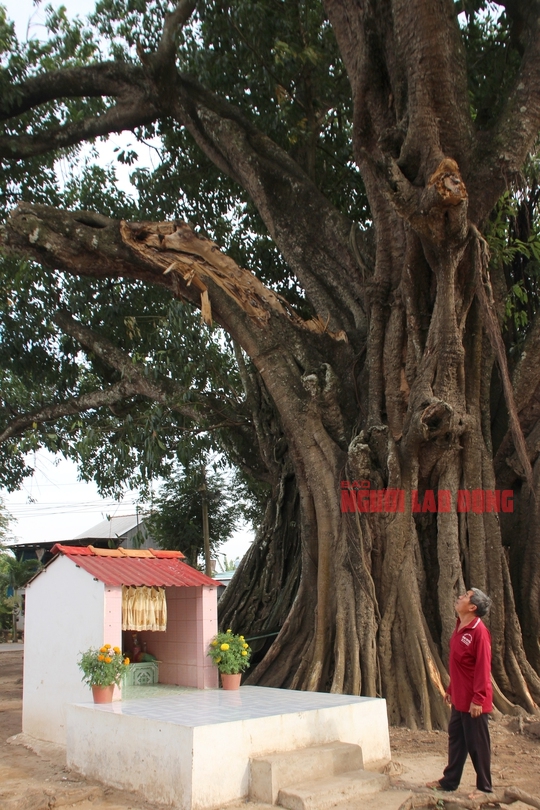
<box><xmin>3</xmin><ymin>0</ymin><xmax>540</xmax><ymax>726</ymax></box>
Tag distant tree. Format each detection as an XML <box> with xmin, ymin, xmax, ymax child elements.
<box><xmin>146</xmin><ymin>464</ymin><xmax>242</xmax><ymax>567</ymax></box>
<box><xmin>0</xmin><ymin>551</ymin><xmax>39</xmax><ymax>641</ymax></box>
<box><xmin>0</xmin><ymin>497</ymin><xmax>12</xmax><ymax>545</ymax></box>
<box><xmin>217</xmin><ymin>555</ymin><xmax>240</xmax><ymax>573</ymax></box>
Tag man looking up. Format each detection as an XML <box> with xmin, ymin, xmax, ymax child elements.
<box><xmin>427</xmin><ymin>588</ymin><xmax>493</xmax><ymax>799</ymax></box>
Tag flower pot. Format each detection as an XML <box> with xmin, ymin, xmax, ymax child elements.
<box><xmin>91</xmin><ymin>684</ymin><xmax>115</xmax><ymax>704</ymax></box>
<box><xmin>220</xmin><ymin>672</ymin><xmax>242</xmax><ymax>690</ymax></box>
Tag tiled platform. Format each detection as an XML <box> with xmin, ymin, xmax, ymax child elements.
<box><xmin>121</xmin><ymin>682</ymin><xmax>192</xmax><ymax>701</ymax></box>
<box><xmin>66</xmin><ymin>686</ymin><xmax>390</xmax><ymax>809</ymax></box>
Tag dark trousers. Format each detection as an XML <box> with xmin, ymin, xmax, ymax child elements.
<box><xmin>439</xmin><ymin>707</ymin><xmax>492</xmax><ymax>792</ymax></box>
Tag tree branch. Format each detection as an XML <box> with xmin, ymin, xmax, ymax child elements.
<box><xmin>0</xmin><ymin>63</ymin><xmax>144</xmax><ymax>121</ymax></box>
<box><xmin>52</xmin><ymin>308</ymin><xmax>228</xmax><ymax>426</ymax></box>
<box><xmin>153</xmin><ymin>0</ymin><xmax>198</xmax><ymax>72</ymax></box>
<box><xmin>0</xmin><ymin>380</ymin><xmax>142</xmax><ymax>443</ymax></box>
<box><xmin>0</xmin><ymin>101</ymin><xmax>157</xmax><ymax>160</ymax></box>
<box><xmin>397</xmin><ymin>784</ymin><xmax>540</xmax><ymax>809</ymax></box>
<box><xmin>471</xmin><ymin>225</ymin><xmax>534</xmax><ymax>491</ymax></box>
<box><xmin>3</xmin><ymin>204</ymin><xmax>349</xmax><ymax>356</ymax></box>
<box><xmin>0</xmin><ymin>59</ymin><xmax>158</xmax><ymax>160</ymax></box>
<box><xmin>0</xmin><ymin>305</ymin><xmax>254</xmax><ymax>448</ymax></box>
<box><xmin>50</xmin><ymin>308</ymin><xmax>272</xmax><ymax>483</ymax></box>
<box><xmin>171</xmin><ymin>74</ymin><xmax>368</xmax><ymax>336</ymax></box>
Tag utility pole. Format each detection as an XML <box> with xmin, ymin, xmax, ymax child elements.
<box><xmin>200</xmin><ymin>466</ymin><xmax>212</xmax><ymax>577</ymax></box>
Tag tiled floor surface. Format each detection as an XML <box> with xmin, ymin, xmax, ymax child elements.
<box><xmin>91</xmin><ymin>685</ymin><xmax>374</xmax><ymax>727</ymax></box>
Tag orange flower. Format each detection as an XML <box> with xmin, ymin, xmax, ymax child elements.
<box><xmin>99</xmin><ymin>646</ymin><xmax>108</xmax><ymax>653</ymax></box>
<box><xmin>104</xmin><ymin>657</ymin><xmax>112</xmax><ymax>664</ymax></box>
<box><xmin>104</xmin><ymin>644</ymin><xmax>111</xmax><ymax>650</ymax></box>
<box><xmin>98</xmin><ymin>654</ymin><xmax>105</xmax><ymax>662</ymax></box>
<box><xmin>123</xmin><ymin>658</ymin><xmax>130</xmax><ymax>665</ymax></box>
<box><xmin>113</xmin><ymin>646</ymin><xmax>121</xmax><ymax>654</ymax></box>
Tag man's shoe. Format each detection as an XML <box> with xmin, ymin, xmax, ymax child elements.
<box><xmin>426</xmin><ymin>781</ymin><xmax>455</xmax><ymax>791</ymax></box>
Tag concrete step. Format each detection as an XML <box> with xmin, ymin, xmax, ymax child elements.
<box><xmin>277</xmin><ymin>769</ymin><xmax>389</xmax><ymax>810</ymax></box>
<box><xmin>249</xmin><ymin>742</ymin><xmax>364</xmax><ymax>805</ymax></box>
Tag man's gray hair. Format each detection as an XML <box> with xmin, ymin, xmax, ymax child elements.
<box><xmin>470</xmin><ymin>587</ymin><xmax>492</xmax><ymax>618</ymax></box>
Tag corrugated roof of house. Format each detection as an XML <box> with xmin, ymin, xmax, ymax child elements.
<box><xmin>75</xmin><ymin>514</ymin><xmax>145</xmax><ymax>540</ymax></box>
<box><xmin>50</xmin><ymin>544</ymin><xmax>216</xmax><ymax>588</ymax></box>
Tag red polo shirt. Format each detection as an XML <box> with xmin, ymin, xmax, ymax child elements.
<box><xmin>447</xmin><ymin>617</ymin><xmax>492</xmax><ymax>713</ymax></box>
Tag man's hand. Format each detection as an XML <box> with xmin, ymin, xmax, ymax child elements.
<box><xmin>444</xmin><ymin>693</ymin><xmax>452</xmax><ymax>706</ymax></box>
<box><xmin>469</xmin><ymin>702</ymin><xmax>482</xmax><ymax>718</ymax></box>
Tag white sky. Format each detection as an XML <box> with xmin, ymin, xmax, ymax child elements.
<box><xmin>4</xmin><ymin>0</ymin><xmax>97</xmax><ymax>38</ymax></box>
<box><xmin>1</xmin><ymin>0</ymin><xmax>253</xmax><ymax>562</ymax></box>
<box><xmin>1</xmin><ymin>450</ymin><xmax>253</xmax><ymax>561</ymax></box>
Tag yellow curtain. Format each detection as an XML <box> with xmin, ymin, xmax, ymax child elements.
<box><xmin>122</xmin><ymin>586</ymin><xmax>167</xmax><ymax>631</ymax></box>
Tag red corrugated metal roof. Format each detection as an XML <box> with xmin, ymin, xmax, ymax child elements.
<box><xmin>50</xmin><ymin>544</ymin><xmax>216</xmax><ymax>587</ymax></box>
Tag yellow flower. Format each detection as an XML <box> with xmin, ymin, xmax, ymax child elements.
<box><xmin>104</xmin><ymin>657</ymin><xmax>112</xmax><ymax>664</ymax></box>
<box><xmin>243</xmin><ymin>643</ymin><xmax>249</xmax><ymax>649</ymax></box>
<box><xmin>113</xmin><ymin>646</ymin><xmax>121</xmax><ymax>654</ymax></box>
<box><xmin>239</xmin><ymin>635</ymin><xmax>244</xmax><ymax>640</ymax></box>
<box><xmin>220</xmin><ymin>643</ymin><xmax>230</xmax><ymax>651</ymax></box>
<box><xmin>215</xmin><ymin>657</ymin><xmax>221</xmax><ymax>663</ymax></box>
<box><xmin>124</xmin><ymin>657</ymin><xmax>130</xmax><ymax>665</ymax></box>
<box><xmin>226</xmin><ymin>629</ymin><xmax>232</xmax><ymax>634</ymax></box>
<box><xmin>211</xmin><ymin>640</ymin><xmax>218</xmax><ymax>647</ymax></box>
<box><xmin>98</xmin><ymin>654</ymin><xmax>105</xmax><ymax>662</ymax></box>
<box><xmin>104</xmin><ymin>644</ymin><xmax>111</xmax><ymax>649</ymax></box>
<box><xmin>241</xmin><ymin>650</ymin><xmax>247</xmax><ymax>656</ymax></box>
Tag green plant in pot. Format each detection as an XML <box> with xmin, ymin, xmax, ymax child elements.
<box><xmin>78</xmin><ymin>644</ymin><xmax>130</xmax><ymax>702</ymax></box>
<box><xmin>207</xmin><ymin>629</ymin><xmax>251</xmax><ymax>689</ymax></box>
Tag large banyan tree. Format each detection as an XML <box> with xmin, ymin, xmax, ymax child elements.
<box><xmin>2</xmin><ymin>0</ymin><xmax>540</xmax><ymax>727</ymax></box>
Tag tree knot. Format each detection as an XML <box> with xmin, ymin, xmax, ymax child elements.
<box><xmin>427</xmin><ymin>158</ymin><xmax>468</xmax><ymax>207</ymax></box>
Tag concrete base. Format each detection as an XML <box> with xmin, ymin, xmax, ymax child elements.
<box><xmin>65</xmin><ymin>686</ymin><xmax>390</xmax><ymax>810</ymax></box>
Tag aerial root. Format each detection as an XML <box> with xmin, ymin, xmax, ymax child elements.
<box><xmin>397</xmin><ymin>785</ymin><xmax>540</xmax><ymax>809</ymax></box>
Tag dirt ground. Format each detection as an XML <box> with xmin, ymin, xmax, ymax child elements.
<box><xmin>2</xmin><ymin>648</ymin><xmax>540</xmax><ymax>809</ymax></box>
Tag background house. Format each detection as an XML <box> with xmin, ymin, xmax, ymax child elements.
<box><xmin>7</xmin><ymin>513</ymin><xmax>153</xmax><ymax>567</ymax></box>
<box><xmin>75</xmin><ymin>513</ymin><xmax>153</xmax><ymax>551</ymax></box>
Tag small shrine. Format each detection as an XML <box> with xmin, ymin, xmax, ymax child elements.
<box><xmin>22</xmin><ymin>544</ymin><xmax>218</xmax><ymax>745</ymax></box>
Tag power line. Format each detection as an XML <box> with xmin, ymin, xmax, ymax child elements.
<box><xmin>7</xmin><ymin>503</ymin><xmax>140</xmax><ymax>516</ymax></box>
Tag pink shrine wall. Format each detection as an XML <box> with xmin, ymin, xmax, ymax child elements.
<box><xmin>122</xmin><ymin>585</ymin><xmax>218</xmax><ymax>689</ymax></box>
<box><xmin>103</xmin><ymin>586</ymin><xmax>123</xmax><ymax>699</ymax></box>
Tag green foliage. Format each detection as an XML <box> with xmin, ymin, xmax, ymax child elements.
<box><xmin>0</xmin><ymin>597</ymin><xmax>12</xmax><ymax>632</ymax></box>
<box><xmin>207</xmin><ymin>628</ymin><xmax>251</xmax><ymax>674</ymax></box>
<box><xmin>78</xmin><ymin>644</ymin><xmax>129</xmax><ymax>687</ymax></box>
<box><xmin>0</xmin><ymin>547</ymin><xmax>39</xmax><ymax>641</ymax></box>
<box><xmin>484</xmin><ymin>160</ymin><xmax>540</xmax><ymax>343</ymax></box>
<box><xmin>146</xmin><ymin>463</ymin><xmax>242</xmax><ymax>566</ymax></box>
<box><xmin>0</xmin><ymin>552</ymin><xmax>39</xmax><ymax>593</ymax></box>
<box><xmin>0</xmin><ymin>497</ymin><xmax>12</xmax><ymax>543</ymax></box>
<box><xmin>460</xmin><ymin>4</ymin><xmax>522</xmax><ymax>128</ymax></box>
